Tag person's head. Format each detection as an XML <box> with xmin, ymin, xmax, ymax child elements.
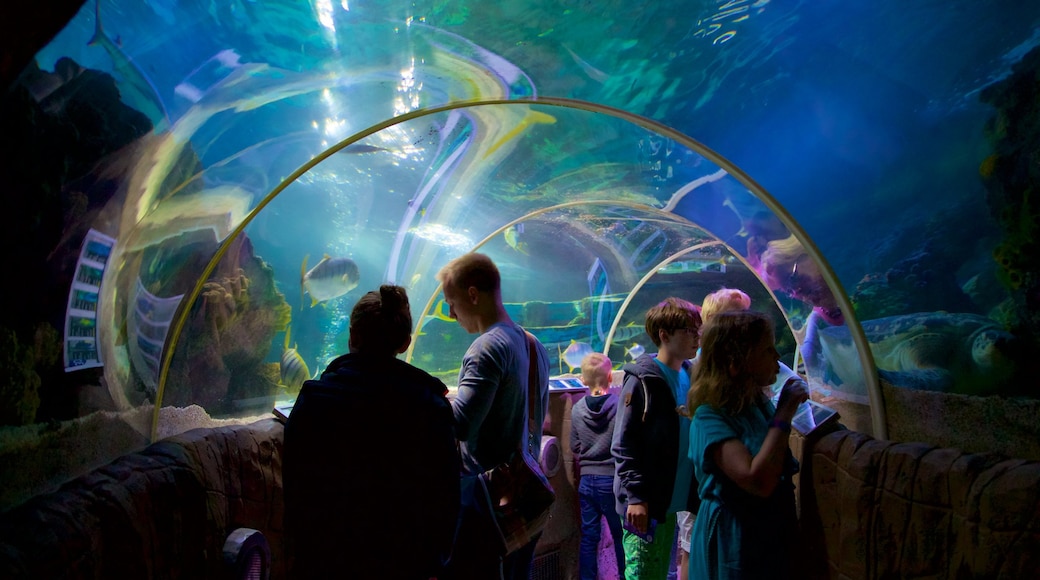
<box><xmin>645</xmin><ymin>297</ymin><xmax>702</xmax><ymax>364</ymax></box>
<box><xmin>756</xmin><ymin>235</ymin><xmax>843</xmax><ymax>325</ymax></box>
<box><xmin>700</xmin><ymin>287</ymin><xmax>752</xmax><ymax>324</ymax></box>
<box><xmin>580</xmin><ymin>352</ymin><xmax>613</xmax><ymax>395</ymax></box>
<box><xmin>348</xmin><ymin>284</ymin><xmax>413</xmax><ymax>355</ymax></box>
<box><xmin>436</xmin><ymin>252</ymin><xmax>503</xmax><ymax>333</ymax></box>
<box><xmin>688</xmin><ymin>310</ymin><xmax>779</xmax><ymax>415</ymax></box>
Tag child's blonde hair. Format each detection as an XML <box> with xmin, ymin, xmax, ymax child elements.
<box><xmin>700</xmin><ymin>287</ymin><xmax>752</xmax><ymax>323</ymax></box>
<box><xmin>688</xmin><ymin>311</ymin><xmax>774</xmax><ymax>415</ymax></box>
<box><xmin>580</xmin><ymin>352</ymin><xmax>613</xmax><ymax>392</ymax></box>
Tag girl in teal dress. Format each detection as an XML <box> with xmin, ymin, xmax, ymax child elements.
<box><xmin>685</xmin><ymin>311</ymin><xmax>809</xmax><ymax>579</ymax></box>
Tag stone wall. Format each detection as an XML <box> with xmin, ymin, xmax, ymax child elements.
<box><xmin>800</xmin><ymin>429</ymin><xmax>1040</xmax><ymax>578</ymax></box>
<box><xmin>0</xmin><ymin>419</ymin><xmax>285</xmax><ymax>578</ymax></box>
<box><xmin>4</xmin><ymin>409</ymin><xmax>1039</xmax><ymax>579</ymax></box>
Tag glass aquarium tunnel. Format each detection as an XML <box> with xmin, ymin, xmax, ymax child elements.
<box><xmin>4</xmin><ymin>0</ymin><xmax>1040</xmax><ymax>511</ymax></box>
<box><xmin>139</xmin><ymin>97</ymin><xmax>881</xmax><ymax>441</ymax></box>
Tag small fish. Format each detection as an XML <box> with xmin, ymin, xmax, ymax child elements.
<box><xmin>722</xmin><ymin>193</ymin><xmax>749</xmax><ymax>238</ymax></box>
<box><xmin>280</xmin><ymin>326</ymin><xmax>311</xmax><ymax>391</ymax></box>
<box><xmin>409</xmin><ymin>273</ymin><xmax>422</xmax><ymax>289</ymax></box>
<box><xmin>339</xmin><ymin>143</ymin><xmax>390</xmax><ymax>155</ymax></box>
<box><xmin>563</xmin><ymin>340</ymin><xmax>595</xmax><ymax>372</ymax></box>
<box><xmin>611</xmin><ymin>323</ymin><xmax>647</xmax><ymax>343</ymax></box>
<box><xmin>301</xmin><ymin>253</ymin><xmax>360</xmax><ymax>308</ymax></box>
<box><xmin>89</xmin><ymin>0</ymin><xmax>170</xmax><ymax>131</ymax></box>
<box><xmin>419</xmin><ymin>299</ymin><xmax>455</xmax><ymax>332</ymax></box>
<box><xmin>430</xmin><ymin>299</ymin><xmax>454</xmax><ymax>322</ymax></box>
<box><xmin>563</xmin><ymin>44</ymin><xmax>610</xmax><ymax>83</ymax></box>
<box><xmin>504</xmin><ymin>223</ymin><xmax>528</xmax><ymax>255</ymax></box>
<box><xmin>626</xmin><ymin>343</ymin><xmax>646</xmax><ymax>361</ymax></box>
<box><xmin>482</xmin><ymin>109</ymin><xmax>557</xmax><ymax>160</ymax></box>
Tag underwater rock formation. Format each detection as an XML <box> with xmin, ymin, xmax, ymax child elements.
<box><xmin>979</xmin><ymin>44</ymin><xmax>1040</xmax><ymax>370</ymax></box>
<box><xmin>163</xmin><ymin>234</ymin><xmax>291</xmax><ymax>414</ymax></box>
<box><xmin>851</xmin><ymin>248</ymin><xmax>978</xmax><ymax>320</ymax></box>
<box><xmin>1</xmin><ymin>59</ymin><xmax>153</xmax><ymax>423</ymax></box>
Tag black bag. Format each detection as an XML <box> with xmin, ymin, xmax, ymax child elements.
<box><xmin>475</xmin><ymin>331</ymin><xmax>555</xmax><ymax>555</ymax></box>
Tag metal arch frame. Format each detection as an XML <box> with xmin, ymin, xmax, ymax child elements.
<box><xmin>411</xmin><ymin>202</ymin><xmax>800</xmax><ymax>364</ymax></box>
<box><xmin>404</xmin><ymin>199</ymin><xmax>681</xmax><ymax>362</ymax></box>
<box><xmin>601</xmin><ymin>240</ymin><xmax>801</xmax><ymax>358</ymax></box>
<box><xmin>151</xmin><ymin>96</ymin><xmax>886</xmax><ymax>441</ymax></box>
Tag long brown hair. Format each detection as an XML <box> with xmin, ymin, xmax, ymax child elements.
<box><xmin>688</xmin><ymin>311</ymin><xmax>773</xmax><ymax>416</ymax></box>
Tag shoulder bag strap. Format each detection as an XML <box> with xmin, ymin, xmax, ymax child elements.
<box><xmin>523</xmin><ymin>330</ymin><xmax>540</xmax><ymax>457</ymax></box>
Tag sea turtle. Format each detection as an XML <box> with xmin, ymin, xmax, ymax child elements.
<box><xmin>804</xmin><ymin>311</ymin><xmax>1018</xmax><ymax>399</ymax></box>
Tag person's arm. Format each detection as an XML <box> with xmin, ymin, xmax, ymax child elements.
<box><xmin>611</xmin><ymin>374</ymin><xmax>649</xmax><ymax>530</ymax></box>
<box><xmin>710</xmin><ymin>380</ymin><xmax>808</xmax><ymax>497</ymax></box>
<box><xmin>451</xmin><ymin>340</ymin><xmax>505</xmax><ymax>441</ymax></box>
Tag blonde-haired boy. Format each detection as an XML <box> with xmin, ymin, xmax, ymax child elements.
<box><xmin>581</xmin><ymin>352</ymin><xmax>613</xmax><ymax>395</ymax></box>
<box><xmin>571</xmin><ymin>352</ymin><xmax>625</xmax><ymax>579</ymax></box>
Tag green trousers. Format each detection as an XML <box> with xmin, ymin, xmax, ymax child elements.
<box><xmin>622</xmin><ymin>511</ymin><xmax>677</xmax><ymax>579</ymax></box>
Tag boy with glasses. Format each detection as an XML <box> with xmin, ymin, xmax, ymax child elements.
<box><xmin>611</xmin><ymin>297</ymin><xmax>702</xmax><ymax>578</ymax></box>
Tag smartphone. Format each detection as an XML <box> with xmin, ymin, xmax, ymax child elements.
<box><xmin>623</xmin><ymin>517</ymin><xmax>657</xmax><ymax>543</ymax></box>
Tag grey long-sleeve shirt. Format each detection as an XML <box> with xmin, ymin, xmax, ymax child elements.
<box><xmin>452</xmin><ymin>322</ymin><xmax>549</xmax><ymax>476</ymax></box>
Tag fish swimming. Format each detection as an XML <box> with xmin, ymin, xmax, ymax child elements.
<box><xmin>563</xmin><ymin>44</ymin><xmax>610</xmax><ymax>83</ymax></box>
<box><xmin>417</xmin><ymin>299</ymin><xmax>455</xmax><ymax>334</ymax></box>
<box><xmin>722</xmin><ymin>194</ymin><xmax>749</xmax><ymax>238</ymax></box>
<box><xmin>504</xmin><ymin>223</ymin><xmax>528</xmax><ymax>255</ymax></box>
<box><xmin>89</xmin><ymin>0</ymin><xmax>170</xmax><ymax>131</ymax></box>
<box><xmin>482</xmin><ymin>109</ymin><xmax>557</xmax><ymax>160</ymax></box>
<box><xmin>338</xmin><ymin>143</ymin><xmax>390</xmax><ymax>155</ymax></box>
<box><xmin>626</xmin><ymin>343</ymin><xmax>645</xmax><ymax>361</ymax></box>
<box><xmin>610</xmin><ymin>323</ymin><xmax>647</xmax><ymax>343</ymax></box>
<box><xmin>280</xmin><ymin>326</ymin><xmax>311</xmax><ymax>392</ymax></box>
<box><xmin>562</xmin><ymin>340</ymin><xmax>595</xmax><ymax>372</ymax></box>
<box><xmin>301</xmin><ymin>254</ymin><xmax>360</xmax><ymax>308</ymax></box>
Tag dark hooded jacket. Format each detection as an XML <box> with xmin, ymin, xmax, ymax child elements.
<box><xmin>284</xmin><ymin>353</ymin><xmax>460</xmax><ymax>580</ymax></box>
<box><xmin>611</xmin><ymin>353</ymin><xmax>698</xmax><ymax>521</ymax></box>
<box><xmin>570</xmin><ymin>392</ymin><xmax>619</xmax><ymax>477</ymax></box>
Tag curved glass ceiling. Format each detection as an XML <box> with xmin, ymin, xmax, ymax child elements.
<box><xmin>4</xmin><ymin>0</ymin><xmax>1039</xmax><ymax>509</ymax></box>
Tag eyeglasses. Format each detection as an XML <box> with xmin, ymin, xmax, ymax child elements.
<box><xmin>674</xmin><ymin>327</ymin><xmax>700</xmax><ymax>336</ymax></box>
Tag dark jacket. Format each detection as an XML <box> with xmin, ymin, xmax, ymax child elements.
<box><xmin>284</xmin><ymin>354</ymin><xmax>460</xmax><ymax>580</ymax></box>
<box><xmin>611</xmin><ymin>353</ymin><xmax>698</xmax><ymax>521</ymax></box>
<box><xmin>570</xmin><ymin>393</ymin><xmax>619</xmax><ymax>477</ymax></box>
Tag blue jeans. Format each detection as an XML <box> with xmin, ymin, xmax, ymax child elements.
<box><xmin>579</xmin><ymin>475</ymin><xmax>625</xmax><ymax>580</ymax></box>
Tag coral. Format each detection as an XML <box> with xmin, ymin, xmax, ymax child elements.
<box><xmin>852</xmin><ymin>249</ymin><xmax>977</xmax><ymax>321</ymax></box>
<box><xmin>979</xmin><ymin>45</ymin><xmax>1040</xmax><ymax>388</ymax></box>
<box><xmin>163</xmin><ymin>234</ymin><xmax>290</xmax><ymax>414</ymax></box>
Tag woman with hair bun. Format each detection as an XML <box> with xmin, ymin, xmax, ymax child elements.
<box><xmin>284</xmin><ymin>284</ymin><xmax>460</xmax><ymax>580</ymax></box>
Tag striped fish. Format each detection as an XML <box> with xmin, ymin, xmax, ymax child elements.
<box><xmin>280</xmin><ymin>326</ymin><xmax>311</xmax><ymax>391</ymax></box>
<box><xmin>301</xmin><ymin>253</ymin><xmax>360</xmax><ymax>308</ymax></box>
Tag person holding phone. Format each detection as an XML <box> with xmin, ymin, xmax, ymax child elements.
<box><xmin>686</xmin><ymin>311</ymin><xmax>809</xmax><ymax>579</ymax></box>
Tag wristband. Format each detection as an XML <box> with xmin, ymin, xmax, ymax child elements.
<box><xmin>768</xmin><ymin>418</ymin><xmax>791</xmax><ymax>433</ymax></box>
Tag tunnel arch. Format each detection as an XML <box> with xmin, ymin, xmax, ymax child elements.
<box><xmin>147</xmin><ymin>97</ymin><xmax>884</xmax><ymax>440</ymax></box>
